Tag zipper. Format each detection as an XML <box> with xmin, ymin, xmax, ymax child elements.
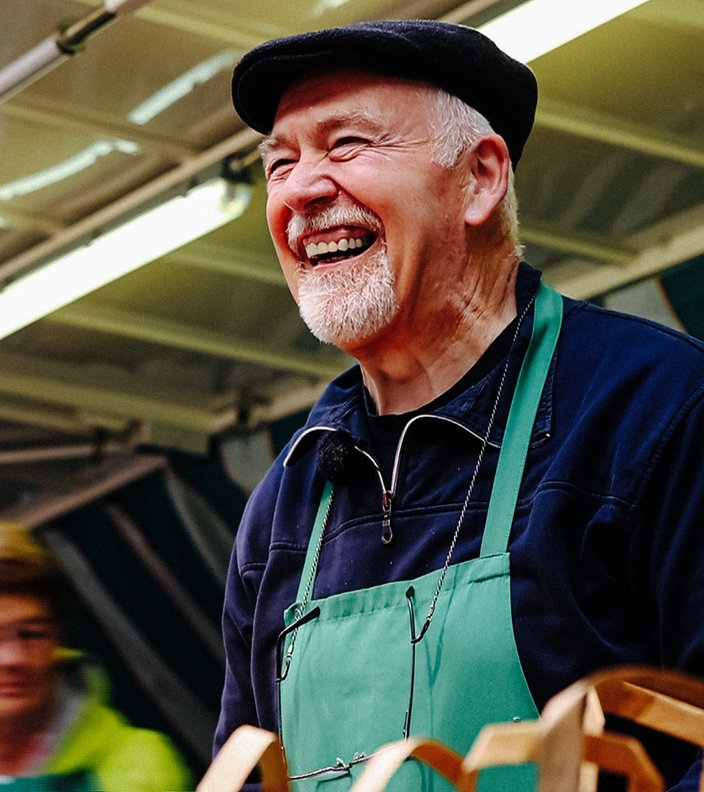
<box><xmin>383</xmin><ymin>414</ymin><xmax>499</xmax><ymax>545</ymax></box>
<box><xmin>381</xmin><ymin>489</ymin><xmax>393</xmax><ymax>544</ymax></box>
<box><xmin>352</xmin><ymin>444</ymin><xmax>393</xmax><ymax>544</ymax></box>
<box><xmin>286</xmin><ymin>417</ymin><xmax>500</xmax><ymax>546</ymax></box>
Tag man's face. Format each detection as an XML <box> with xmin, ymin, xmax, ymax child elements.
<box><xmin>0</xmin><ymin>593</ymin><xmax>59</xmax><ymax>725</ymax></box>
<box><xmin>261</xmin><ymin>69</ymin><xmax>473</xmax><ymax>353</ymax></box>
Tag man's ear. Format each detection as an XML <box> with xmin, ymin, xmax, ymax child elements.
<box><xmin>463</xmin><ymin>135</ymin><xmax>511</xmax><ymax>227</ymax></box>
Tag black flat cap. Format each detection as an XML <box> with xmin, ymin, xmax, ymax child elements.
<box><xmin>232</xmin><ymin>19</ymin><xmax>538</xmax><ymax>167</ymax></box>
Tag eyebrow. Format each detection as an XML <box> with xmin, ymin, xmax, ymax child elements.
<box><xmin>259</xmin><ymin>110</ymin><xmax>386</xmax><ymax>160</ymax></box>
<box><xmin>257</xmin><ymin>136</ymin><xmax>281</xmax><ymax>161</ymax></box>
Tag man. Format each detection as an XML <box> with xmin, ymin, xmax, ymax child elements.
<box><xmin>215</xmin><ymin>19</ymin><xmax>704</xmax><ymax>791</ymax></box>
<box><xmin>0</xmin><ymin>521</ymin><xmax>192</xmax><ymax>791</ymax></box>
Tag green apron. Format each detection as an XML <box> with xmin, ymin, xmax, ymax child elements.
<box><xmin>278</xmin><ymin>283</ymin><xmax>563</xmax><ymax>791</ymax></box>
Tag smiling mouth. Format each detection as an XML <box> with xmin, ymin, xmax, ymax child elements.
<box><xmin>303</xmin><ymin>231</ymin><xmax>376</xmax><ymax>266</ymax></box>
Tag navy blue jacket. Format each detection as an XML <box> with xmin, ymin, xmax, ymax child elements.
<box><xmin>216</xmin><ymin>265</ymin><xmax>704</xmax><ymax>788</ymax></box>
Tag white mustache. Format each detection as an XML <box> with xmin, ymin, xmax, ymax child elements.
<box><xmin>287</xmin><ymin>204</ymin><xmax>382</xmax><ymax>253</ymax></box>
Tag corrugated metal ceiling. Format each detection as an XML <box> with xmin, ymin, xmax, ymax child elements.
<box><xmin>0</xmin><ymin>0</ymin><xmax>702</xmax><ymax>520</ymax></box>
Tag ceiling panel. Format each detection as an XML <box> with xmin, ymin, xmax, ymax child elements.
<box><xmin>0</xmin><ymin>0</ymin><xmax>702</xmax><ymax>520</ymax></box>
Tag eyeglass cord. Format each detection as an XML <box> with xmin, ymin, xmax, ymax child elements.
<box><xmin>414</xmin><ymin>291</ymin><xmax>536</xmax><ymax>644</ymax></box>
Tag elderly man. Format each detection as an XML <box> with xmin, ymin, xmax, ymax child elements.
<box><xmin>215</xmin><ymin>19</ymin><xmax>704</xmax><ymax>791</ymax></box>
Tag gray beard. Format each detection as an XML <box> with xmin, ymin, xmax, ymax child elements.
<box><xmin>297</xmin><ymin>244</ymin><xmax>399</xmax><ymax>347</ymax></box>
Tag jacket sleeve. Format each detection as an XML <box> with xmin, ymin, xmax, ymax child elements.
<box><xmin>213</xmin><ymin>534</ymin><xmax>260</xmax><ymax>757</ymax></box>
<box><xmin>212</xmin><ymin>481</ymin><xmax>275</xmax><ymax>792</ymax></box>
<box><xmin>213</xmin><ymin>446</ymin><xmax>291</xmax><ymax>751</ymax></box>
<box><xmin>213</xmin><ymin>554</ymin><xmax>259</xmax><ymax>744</ymax></box>
<box><xmin>640</xmin><ymin>391</ymin><xmax>704</xmax><ymax>673</ymax></box>
<box><xmin>634</xmin><ymin>391</ymin><xmax>704</xmax><ymax>791</ymax></box>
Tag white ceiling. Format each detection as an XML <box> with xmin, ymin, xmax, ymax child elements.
<box><xmin>0</xmin><ymin>0</ymin><xmax>703</xmax><ymax>519</ymax></box>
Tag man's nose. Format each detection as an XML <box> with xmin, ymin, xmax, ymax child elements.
<box><xmin>281</xmin><ymin>159</ymin><xmax>338</xmax><ymax>213</ymax></box>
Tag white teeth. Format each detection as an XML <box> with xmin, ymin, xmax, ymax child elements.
<box><xmin>305</xmin><ymin>237</ymin><xmax>365</xmax><ymax>259</ymax></box>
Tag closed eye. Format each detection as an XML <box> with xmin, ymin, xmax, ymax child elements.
<box><xmin>259</xmin><ymin>136</ymin><xmax>298</xmax><ymax>181</ymax></box>
<box><xmin>330</xmin><ymin>136</ymin><xmax>370</xmax><ymax>159</ymax></box>
<box><xmin>265</xmin><ymin>157</ymin><xmax>296</xmax><ymax>180</ymax></box>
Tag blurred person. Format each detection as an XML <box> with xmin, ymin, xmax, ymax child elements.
<box><xmin>0</xmin><ymin>521</ymin><xmax>192</xmax><ymax>791</ymax></box>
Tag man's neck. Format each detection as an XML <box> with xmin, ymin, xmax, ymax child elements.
<box><xmin>357</xmin><ymin>264</ymin><xmax>519</xmax><ymax>415</ymax></box>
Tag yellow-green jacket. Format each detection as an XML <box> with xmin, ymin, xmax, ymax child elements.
<box><xmin>9</xmin><ymin>654</ymin><xmax>193</xmax><ymax>791</ymax></box>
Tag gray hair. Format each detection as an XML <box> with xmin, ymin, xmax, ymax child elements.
<box><xmin>422</xmin><ymin>86</ymin><xmax>522</xmax><ymax>255</ymax></box>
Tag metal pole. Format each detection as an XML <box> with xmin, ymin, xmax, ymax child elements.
<box><xmin>0</xmin><ymin>0</ymin><xmax>154</xmax><ymax>102</ymax></box>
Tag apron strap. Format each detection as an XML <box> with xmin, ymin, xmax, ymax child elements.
<box><xmin>295</xmin><ymin>478</ymin><xmax>335</xmax><ymax>603</ymax></box>
<box><xmin>480</xmin><ymin>282</ymin><xmax>563</xmax><ymax>557</ymax></box>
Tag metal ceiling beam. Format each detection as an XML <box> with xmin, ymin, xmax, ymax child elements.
<box><xmin>0</xmin><ymin>206</ymin><xmax>64</xmax><ymax>235</ymax></box>
<box><xmin>1</xmin><ymin>95</ymin><xmax>199</xmax><ymax>161</ymax></box>
<box><xmin>440</xmin><ymin>0</ymin><xmax>516</xmax><ymax>24</ymax></box>
<box><xmin>0</xmin><ymin>351</ymin><xmax>236</xmax><ymax>434</ymax></box>
<box><xmin>536</xmin><ymin>98</ymin><xmax>704</xmax><ymax>168</ymax></box>
<box><xmin>520</xmin><ymin>222</ymin><xmax>634</xmax><ymax>264</ymax></box>
<box><xmin>245</xmin><ymin>381</ymin><xmax>327</xmax><ymax>428</ymax></box>
<box><xmin>0</xmin><ymin>391</ymin><xmax>222</xmax><ymax>454</ymax></box>
<box><xmin>47</xmin><ymin>303</ymin><xmax>344</xmax><ymax>379</ymax></box>
<box><xmin>627</xmin><ymin>202</ymin><xmax>704</xmax><ymax>252</ymax></box>
<box><xmin>120</xmin><ymin>0</ymin><xmax>270</xmax><ymax>48</ymax></box>
<box><xmin>549</xmin><ymin>217</ymin><xmax>704</xmax><ymax>299</ymax></box>
<box><xmin>0</xmin><ymin>453</ymin><xmax>166</xmax><ymax>527</ymax></box>
<box><xmin>637</xmin><ymin>0</ymin><xmax>704</xmax><ymax>30</ymax></box>
<box><xmin>0</xmin><ymin>397</ymin><xmax>130</xmax><ymax>436</ymax></box>
<box><xmin>170</xmin><ymin>247</ymin><xmax>286</xmax><ymax>286</ymax></box>
<box><xmin>0</xmin><ymin>442</ymin><xmax>138</xmax><ymax>465</ymax></box>
<box><xmin>76</xmin><ymin>0</ymin><xmax>508</xmax><ymax>48</ymax></box>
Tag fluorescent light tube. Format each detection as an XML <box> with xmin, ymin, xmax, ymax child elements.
<box><xmin>0</xmin><ymin>177</ymin><xmax>251</xmax><ymax>340</ymax></box>
<box><xmin>479</xmin><ymin>0</ymin><xmax>651</xmax><ymax>62</ymax></box>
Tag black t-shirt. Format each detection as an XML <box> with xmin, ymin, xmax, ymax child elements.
<box><xmin>362</xmin><ymin>316</ymin><xmax>519</xmax><ymax>484</ymax></box>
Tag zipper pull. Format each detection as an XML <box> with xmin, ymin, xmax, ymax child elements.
<box><xmin>381</xmin><ymin>490</ymin><xmax>393</xmax><ymax>544</ymax></box>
